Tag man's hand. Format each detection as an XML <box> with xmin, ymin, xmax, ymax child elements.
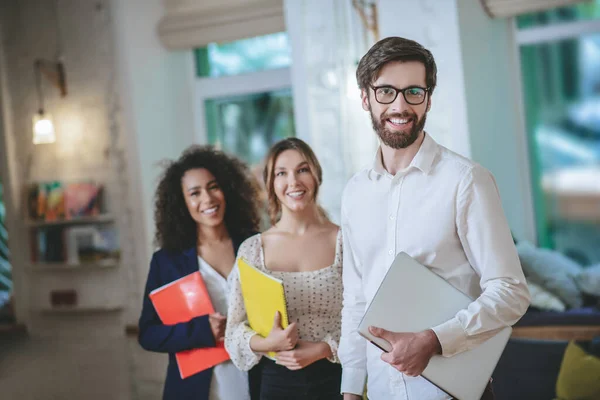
<box><xmin>275</xmin><ymin>339</ymin><xmax>331</xmax><ymax>370</ymax></box>
<box><xmin>369</xmin><ymin>326</ymin><xmax>441</xmax><ymax>377</ymax></box>
<box><xmin>343</xmin><ymin>394</ymin><xmax>362</xmax><ymax>400</ymax></box>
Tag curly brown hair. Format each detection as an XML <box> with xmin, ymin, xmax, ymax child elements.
<box><xmin>154</xmin><ymin>145</ymin><xmax>262</xmax><ymax>253</ymax></box>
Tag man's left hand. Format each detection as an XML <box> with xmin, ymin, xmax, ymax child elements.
<box><xmin>369</xmin><ymin>326</ymin><xmax>442</xmax><ymax>377</ymax></box>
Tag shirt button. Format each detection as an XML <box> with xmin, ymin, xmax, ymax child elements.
<box><xmin>389</xmin><ymin>215</ymin><xmax>395</xmax><ymax>220</ymax></box>
<box><xmin>388</xmin><ymin>249</ymin><xmax>393</xmax><ymax>255</ymax></box>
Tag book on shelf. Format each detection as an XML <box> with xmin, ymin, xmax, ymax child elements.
<box><xmin>149</xmin><ymin>271</ymin><xmax>230</xmax><ymax>378</ymax></box>
<box><xmin>31</xmin><ymin>225</ymin><xmax>120</xmax><ymax>264</ymax></box>
<box><xmin>26</xmin><ymin>181</ymin><xmax>104</xmax><ymax>222</ymax></box>
<box><xmin>64</xmin><ymin>182</ymin><xmax>103</xmax><ymax>220</ymax></box>
<box><xmin>45</xmin><ymin>181</ymin><xmax>65</xmax><ymax>222</ymax></box>
<box><xmin>31</xmin><ymin>226</ymin><xmax>66</xmax><ymax>263</ymax></box>
<box><xmin>66</xmin><ymin>225</ymin><xmax>120</xmax><ymax>264</ymax></box>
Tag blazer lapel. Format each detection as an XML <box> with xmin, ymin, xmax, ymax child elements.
<box><xmin>181</xmin><ymin>247</ymin><xmax>199</xmax><ymax>276</ymax></box>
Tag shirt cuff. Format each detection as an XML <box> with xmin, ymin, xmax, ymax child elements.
<box><xmin>341</xmin><ymin>366</ymin><xmax>367</xmax><ymax>396</ymax></box>
<box><xmin>431</xmin><ymin>317</ymin><xmax>467</xmax><ymax>357</ymax></box>
<box><xmin>322</xmin><ymin>333</ymin><xmax>339</xmax><ymax>363</ymax></box>
<box><xmin>243</xmin><ymin>331</ymin><xmax>262</xmax><ymax>367</ymax></box>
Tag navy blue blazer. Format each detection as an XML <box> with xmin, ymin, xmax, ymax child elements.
<box><xmin>138</xmin><ymin>235</ymin><xmax>260</xmax><ymax>400</ymax></box>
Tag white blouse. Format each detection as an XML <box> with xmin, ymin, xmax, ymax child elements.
<box><xmin>197</xmin><ymin>256</ymin><xmax>250</xmax><ymax>400</ymax></box>
<box><xmin>225</xmin><ymin>231</ymin><xmax>343</xmax><ymax>371</ymax></box>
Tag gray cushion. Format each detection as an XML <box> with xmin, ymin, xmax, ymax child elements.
<box><xmin>517</xmin><ymin>241</ymin><xmax>583</xmax><ymax>309</ymax></box>
<box><xmin>576</xmin><ymin>264</ymin><xmax>600</xmax><ymax>297</ymax></box>
<box><xmin>527</xmin><ymin>281</ymin><xmax>566</xmax><ymax>312</ymax></box>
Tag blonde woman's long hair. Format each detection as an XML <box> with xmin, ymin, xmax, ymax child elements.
<box><xmin>263</xmin><ymin>138</ymin><xmax>328</xmax><ymax>225</ymax></box>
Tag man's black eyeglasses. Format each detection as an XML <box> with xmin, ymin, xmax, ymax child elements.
<box><xmin>370</xmin><ymin>85</ymin><xmax>429</xmax><ymax>105</ymax></box>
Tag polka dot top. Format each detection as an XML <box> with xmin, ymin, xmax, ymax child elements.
<box><xmin>224</xmin><ymin>231</ymin><xmax>343</xmax><ymax>371</ymax></box>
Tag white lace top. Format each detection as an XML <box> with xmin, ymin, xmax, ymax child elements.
<box><xmin>225</xmin><ymin>231</ymin><xmax>343</xmax><ymax>371</ymax></box>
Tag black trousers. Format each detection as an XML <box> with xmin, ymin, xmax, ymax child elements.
<box><xmin>259</xmin><ymin>357</ymin><xmax>343</xmax><ymax>400</ymax></box>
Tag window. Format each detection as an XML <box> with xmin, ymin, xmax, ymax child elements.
<box><xmin>195</xmin><ymin>32</ymin><xmax>291</xmax><ymax>78</ymax></box>
<box><xmin>194</xmin><ymin>32</ymin><xmax>295</xmax><ymax>166</ymax></box>
<box><xmin>517</xmin><ymin>2</ymin><xmax>600</xmax><ymax>29</ymax></box>
<box><xmin>0</xmin><ymin>181</ymin><xmax>12</xmax><ymax>322</ymax></box>
<box><xmin>517</xmin><ymin>1</ymin><xmax>600</xmax><ymax>265</ymax></box>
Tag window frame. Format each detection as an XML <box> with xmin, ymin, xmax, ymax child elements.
<box><xmin>192</xmin><ymin>66</ymin><xmax>292</xmax><ymax>145</ymax></box>
<box><xmin>514</xmin><ymin>12</ymin><xmax>600</xmax><ymax>247</ymax></box>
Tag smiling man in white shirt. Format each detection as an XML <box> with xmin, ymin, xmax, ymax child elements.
<box><xmin>338</xmin><ymin>37</ymin><xmax>531</xmax><ymax>400</ymax></box>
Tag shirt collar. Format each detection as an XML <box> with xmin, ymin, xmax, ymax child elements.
<box><xmin>370</xmin><ymin>132</ymin><xmax>438</xmax><ymax>179</ymax></box>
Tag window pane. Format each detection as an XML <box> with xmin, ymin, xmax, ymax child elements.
<box><xmin>205</xmin><ymin>89</ymin><xmax>295</xmax><ymax>165</ymax></box>
<box><xmin>195</xmin><ymin>32</ymin><xmax>291</xmax><ymax>78</ymax></box>
<box><xmin>520</xmin><ymin>33</ymin><xmax>600</xmax><ymax>265</ymax></box>
<box><xmin>517</xmin><ymin>0</ymin><xmax>600</xmax><ymax>29</ymax></box>
<box><xmin>0</xmin><ymin>181</ymin><xmax>11</xmax><ymax>309</ymax></box>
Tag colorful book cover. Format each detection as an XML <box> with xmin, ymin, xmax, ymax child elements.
<box><xmin>43</xmin><ymin>181</ymin><xmax>65</xmax><ymax>222</ymax></box>
<box><xmin>149</xmin><ymin>271</ymin><xmax>230</xmax><ymax>378</ymax></box>
<box><xmin>64</xmin><ymin>182</ymin><xmax>103</xmax><ymax>219</ymax></box>
<box><xmin>26</xmin><ymin>183</ymin><xmax>47</xmax><ymax>221</ymax></box>
<box><xmin>237</xmin><ymin>257</ymin><xmax>289</xmax><ymax>359</ymax></box>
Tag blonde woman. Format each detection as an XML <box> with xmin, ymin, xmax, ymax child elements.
<box><xmin>225</xmin><ymin>138</ymin><xmax>343</xmax><ymax>400</ymax></box>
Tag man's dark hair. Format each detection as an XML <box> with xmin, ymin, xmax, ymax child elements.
<box><xmin>356</xmin><ymin>36</ymin><xmax>437</xmax><ymax>95</ymax></box>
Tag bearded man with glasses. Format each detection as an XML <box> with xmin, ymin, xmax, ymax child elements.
<box><xmin>338</xmin><ymin>37</ymin><xmax>530</xmax><ymax>400</ymax></box>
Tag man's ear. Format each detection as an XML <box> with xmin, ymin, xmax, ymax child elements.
<box><xmin>361</xmin><ymin>89</ymin><xmax>370</xmax><ymax>111</ymax></box>
<box><xmin>426</xmin><ymin>97</ymin><xmax>432</xmax><ymax>112</ymax></box>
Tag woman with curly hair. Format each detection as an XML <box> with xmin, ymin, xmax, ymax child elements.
<box><xmin>225</xmin><ymin>138</ymin><xmax>343</xmax><ymax>400</ymax></box>
<box><xmin>138</xmin><ymin>145</ymin><xmax>262</xmax><ymax>400</ymax></box>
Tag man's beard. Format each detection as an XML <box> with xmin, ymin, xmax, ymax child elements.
<box><xmin>369</xmin><ymin>107</ymin><xmax>427</xmax><ymax>149</ymax></box>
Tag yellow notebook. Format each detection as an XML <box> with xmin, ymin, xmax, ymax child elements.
<box><xmin>237</xmin><ymin>257</ymin><xmax>289</xmax><ymax>358</ymax></box>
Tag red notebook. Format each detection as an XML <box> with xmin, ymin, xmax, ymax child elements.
<box><xmin>149</xmin><ymin>271</ymin><xmax>230</xmax><ymax>379</ymax></box>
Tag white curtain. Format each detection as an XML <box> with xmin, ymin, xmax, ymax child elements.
<box><xmin>284</xmin><ymin>0</ymin><xmax>378</xmax><ymax>223</ymax></box>
<box><xmin>481</xmin><ymin>0</ymin><xmax>585</xmax><ymax>18</ymax></box>
<box><xmin>158</xmin><ymin>0</ymin><xmax>285</xmax><ymax>49</ymax></box>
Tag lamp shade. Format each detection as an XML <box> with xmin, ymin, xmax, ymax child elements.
<box><xmin>32</xmin><ymin>112</ymin><xmax>56</xmax><ymax>144</ymax></box>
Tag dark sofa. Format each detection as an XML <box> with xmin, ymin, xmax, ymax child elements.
<box><xmin>492</xmin><ymin>338</ymin><xmax>569</xmax><ymax>400</ymax></box>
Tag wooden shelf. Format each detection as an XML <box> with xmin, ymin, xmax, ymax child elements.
<box><xmin>39</xmin><ymin>306</ymin><xmax>124</xmax><ymax>314</ymax></box>
<box><xmin>26</xmin><ymin>214</ymin><xmax>115</xmax><ymax>228</ymax></box>
<box><xmin>512</xmin><ymin>325</ymin><xmax>600</xmax><ymax>341</ymax></box>
<box><xmin>28</xmin><ymin>261</ymin><xmax>119</xmax><ymax>271</ymax></box>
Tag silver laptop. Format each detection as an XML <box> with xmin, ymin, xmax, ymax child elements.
<box><xmin>358</xmin><ymin>252</ymin><xmax>511</xmax><ymax>400</ymax></box>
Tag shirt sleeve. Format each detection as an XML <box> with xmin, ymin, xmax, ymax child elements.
<box><xmin>431</xmin><ymin>165</ymin><xmax>531</xmax><ymax>357</ymax></box>
<box><xmin>338</xmin><ymin>199</ymin><xmax>368</xmax><ymax>395</ymax></box>
<box><xmin>224</xmin><ymin>245</ymin><xmax>262</xmax><ymax>371</ymax></box>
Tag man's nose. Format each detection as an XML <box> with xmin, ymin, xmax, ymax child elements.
<box><xmin>389</xmin><ymin>91</ymin><xmax>410</xmax><ymax>113</ymax></box>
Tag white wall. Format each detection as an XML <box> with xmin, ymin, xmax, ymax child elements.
<box><xmin>110</xmin><ymin>1</ymin><xmax>196</xmax><ymax>396</ymax></box>
<box><xmin>0</xmin><ymin>0</ymin><xmax>133</xmax><ymax>333</ymax></box>
<box><xmin>456</xmin><ymin>0</ymin><xmax>535</xmax><ymax>242</ymax></box>
<box><xmin>110</xmin><ymin>0</ymin><xmax>196</xmax><ymax>320</ymax></box>
<box><xmin>378</xmin><ymin>0</ymin><xmax>472</xmax><ymax>158</ymax></box>
<box><xmin>0</xmin><ymin>0</ymin><xmax>196</xmax><ymax>329</ymax></box>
